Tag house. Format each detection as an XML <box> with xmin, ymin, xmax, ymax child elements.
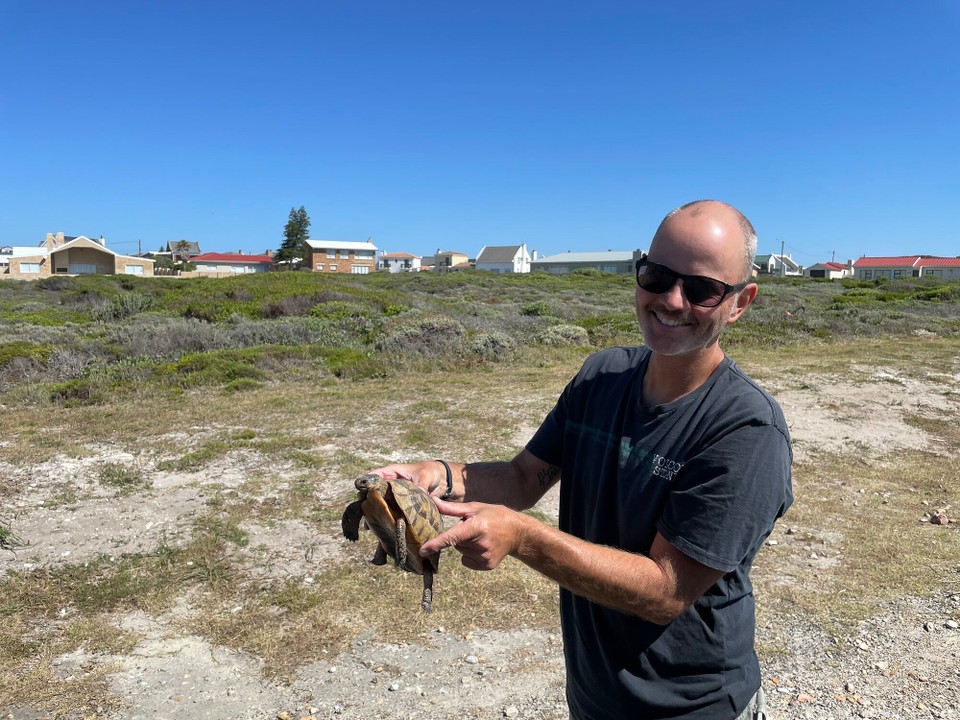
<box><xmin>532</xmin><ymin>250</ymin><xmax>640</xmax><ymax>275</ymax></box>
<box><xmin>305</xmin><ymin>239</ymin><xmax>378</xmax><ymax>274</ymax></box>
<box><xmin>379</xmin><ymin>252</ymin><xmax>422</xmax><ymax>273</ymax></box>
<box><xmin>432</xmin><ymin>250</ymin><xmax>470</xmax><ymax>274</ymax></box>
<box><xmin>852</xmin><ymin>256</ymin><xmax>960</xmax><ymax>281</ymax></box>
<box><xmin>475</xmin><ymin>244</ymin><xmax>532</xmax><ymax>274</ymax></box>
<box><xmin>190</xmin><ymin>252</ymin><xmax>274</xmax><ymax>276</ymax></box>
<box><xmin>754</xmin><ymin>253</ymin><xmax>802</xmax><ymax>276</ymax></box>
<box><xmin>1</xmin><ymin>232</ymin><xmax>154</xmax><ymax>280</ymax></box>
<box><xmin>804</xmin><ymin>261</ymin><xmax>852</xmax><ymax>280</ymax></box>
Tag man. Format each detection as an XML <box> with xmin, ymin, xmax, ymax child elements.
<box><xmin>372</xmin><ymin>200</ymin><xmax>792</xmax><ymax>719</ymax></box>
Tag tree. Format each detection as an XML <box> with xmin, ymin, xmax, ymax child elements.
<box><xmin>174</xmin><ymin>240</ymin><xmax>191</xmax><ymax>267</ymax></box>
<box><xmin>277</xmin><ymin>206</ymin><xmax>311</xmax><ymax>268</ymax></box>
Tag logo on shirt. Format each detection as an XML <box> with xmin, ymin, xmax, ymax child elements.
<box><xmin>652</xmin><ymin>454</ymin><xmax>684</xmax><ymax>482</ymax></box>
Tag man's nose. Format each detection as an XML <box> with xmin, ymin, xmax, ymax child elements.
<box><xmin>660</xmin><ymin>278</ymin><xmax>687</xmax><ymax>308</ymax></box>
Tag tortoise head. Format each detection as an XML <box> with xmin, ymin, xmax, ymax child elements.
<box><xmin>355</xmin><ymin>473</ymin><xmax>387</xmax><ymax>493</ymax></box>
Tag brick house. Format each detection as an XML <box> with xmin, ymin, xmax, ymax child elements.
<box><xmin>1</xmin><ymin>232</ymin><xmax>154</xmax><ymax>280</ymax></box>
<box><xmin>305</xmin><ymin>239</ymin><xmax>378</xmax><ymax>274</ymax></box>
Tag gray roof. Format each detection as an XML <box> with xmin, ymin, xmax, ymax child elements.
<box><xmin>534</xmin><ymin>250</ymin><xmax>635</xmax><ymax>264</ymax></box>
<box><xmin>476</xmin><ymin>245</ymin><xmax>523</xmax><ymax>263</ymax></box>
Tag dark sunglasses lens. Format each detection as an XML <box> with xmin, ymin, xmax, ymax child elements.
<box><xmin>637</xmin><ymin>263</ymin><xmax>677</xmax><ymax>293</ymax></box>
<box><xmin>683</xmin><ymin>278</ymin><xmax>725</xmax><ymax>307</ymax></box>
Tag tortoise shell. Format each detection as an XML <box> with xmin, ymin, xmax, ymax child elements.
<box><xmin>341</xmin><ymin>474</ymin><xmax>444</xmax><ymax>611</ymax></box>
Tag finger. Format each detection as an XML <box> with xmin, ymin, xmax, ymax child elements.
<box><xmin>431</xmin><ymin>498</ymin><xmax>473</xmax><ymax>517</ymax></box>
<box><xmin>420</xmin><ymin>523</ymin><xmax>476</xmax><ymax>556</ymax></box>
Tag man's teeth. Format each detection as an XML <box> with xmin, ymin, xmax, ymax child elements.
<box><xmin>655</xmin><ymin>313</ymin><xmax>687</xmax><ymax>327</ymax></box>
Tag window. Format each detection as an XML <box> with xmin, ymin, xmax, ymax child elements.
<box><xmin>355</xmin><ymin>250</ymin><xmax>374</xmax><ymax>260</ymax></box>
<box><xmin>326</xmin><ymin>249</ymin><xmax>336</xmax><ymax>258</ymax></box>
<box><xmin>864</xmin><ymin>270</ymin><xmax>873</xmax><ymax>279</ymax></box>
<box><xmin>69</xmin><ymin>263</ymin><xmax>97</xmax><ymax>274</ymax></box>
<box><xmin>21</xmin><ymin>262</ymin><xmax>40</xmax><ymax>273</ymax></box>
<box><xmin>330</xmin><ymin>264</ymin><xmax>338</xmax><ymax>271</ymax></box>
<box><xmin>316</xmin><ymin>263</ymin><xmax>324</xmax><ymax>271</ymax></box>
<box><xmin>351</xmin><ymin>265</ymin><xmax>369</xmax><ymax>274</ymax></box>
<box><xmin>125</xmin><ymin>265</ymin><xmax>144</xmax><ymax>275</ymax></box>
<box><xmin>893</xmin><ymin>270</ymin><xmax>903</xmax><ymax>278</ymax></box>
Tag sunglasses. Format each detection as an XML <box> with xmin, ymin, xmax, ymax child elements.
<box><xmin>635</xmin><ymin>255</ymin><xmax>749</xmax><ymax>308</ymax></box>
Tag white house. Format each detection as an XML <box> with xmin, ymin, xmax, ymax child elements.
<box><xmin>191</xmin><ymin>252</ymin><xmax>274</xmax><ymax>275</ymax></box>
<box><xmin>852</xmin><ymin>256</ymin><xmax>960</xmax><ymax>281</ymax></box>
<box><xmin>804</xmin><ymin>261</ymin><xmax>852</xmax><ymax>279</ymax></box>
<box><xmin>379</xmin><ymin>252</ymin><xmax>422</xmax><ymax>273</ymax></box>
<box><xmin>755</xmin><ymin>253</ymin><xmax>802</xmax><ymax>276</ymax></box>
<box><xmin>475</xmin><ymin>244</ymin><xmax>532</xmax><ymax>274</ymax></box>
<box><xmin>532</xmin><ymin>250</ymin><xmax>639</xmax><ymax>275</ymax></box>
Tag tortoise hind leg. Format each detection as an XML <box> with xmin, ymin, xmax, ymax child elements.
<box><xmin>421</xmin><ymin>567</ymin><xmax>434</xmax><ymax>613</ymax></box>
<box><xmin>395</xmin><ymin>517</ymin><xmax>407</xmax><ymax>568</ymax></box>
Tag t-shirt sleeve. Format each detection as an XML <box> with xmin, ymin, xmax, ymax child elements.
<box><xmin>656</xmin><ymin>422</ymin><xmax>792</xmax><ymax>572</ymax></box>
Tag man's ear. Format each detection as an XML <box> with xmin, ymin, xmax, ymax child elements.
<box><xmin>726</xmin><ymin>283</ymin><xmax>758</xmax><ymax>325</ymax></box>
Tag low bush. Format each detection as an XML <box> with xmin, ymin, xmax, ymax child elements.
<box><xmin>470</xmin><ymin>331</ymin><xmax>518</xmax><ymax>362</ymax></box>
<box><xmin>375</xmin><ymin>314</ymin><xmax>467</xmax><ymax>358</ymax></box>
<box><xmin>536</xmin><ymin>324</ymin><xmax>590</xmax><ymax>347</ymax></box>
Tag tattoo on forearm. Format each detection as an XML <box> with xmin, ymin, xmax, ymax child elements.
<box><xmin>537</xmin><ymin>464</ymin><xmax>561</xmax><ymax>490</ymax></box>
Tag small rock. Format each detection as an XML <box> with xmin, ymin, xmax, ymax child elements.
<box><xmin>504</xmin><ymin>706</ymin><xmax>519</xmax><ymax>718</ymax></box>
<box><xmin>946</xmin><ymin>619</ymin><xmax>959</xmax><ymax>630</ymax></box>
<box><xmin>388</xmin><ymin>682</ymin><xmax>400</xmax><ymax>691</ymax></box>
<box><xmin>465</xmin><ymin>655</ymin><xmax>479</xmax><ymax>664</ymax></box>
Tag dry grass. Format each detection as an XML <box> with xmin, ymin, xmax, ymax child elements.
<box><xmin>2</xmin><ymin>335</ymin><xmax>959</xmax><ymax>713</ymax></box>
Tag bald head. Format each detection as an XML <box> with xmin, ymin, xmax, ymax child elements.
<box><xmin>658</xmin><ymin>200</ymin><xmax>758</xmax><ymax>281</ymax></box>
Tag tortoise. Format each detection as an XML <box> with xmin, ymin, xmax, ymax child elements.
<box><xmin>341</xmin><ymin>474</ymin><xmax>444</xmax><ymax>612</ymax></box>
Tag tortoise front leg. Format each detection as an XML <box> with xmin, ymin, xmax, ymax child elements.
<box><xmin>421</xmin><ymin>567</ymin><xmax>434</xmax><ymax>613</ymax></box>
<box><xmin>395</xmin><ymin>517</ymin><xmax>407</xmax><ymax>568</ymax></box>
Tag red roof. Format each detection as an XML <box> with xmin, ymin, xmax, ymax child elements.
<box><xmin>917</xmin><ymin>257</ymin><xmax>960</xmax><ymax>267</ymax></box>
<box><xmin>381</xmin><ymin>252</ymin><xmax>418</xmax><ymax>259</ymax></box>
<box><xmin>193</xmin><ymin>252</ymin><xmax>274</xmax><ymax>264</ymax></box>
<box><xmin>853</xmin><ymin>256</ymin><xmax>921</xmax><ymax>268</ymax></box>
<box><xmin>821</xmin><ymin>262</ymin><xmax>847</xmax><ymax>270</ymax></box>
<box><xmin>853</xmin><ymin>256</ymin><xmax>960</xmax><ymax>268</ymax></box>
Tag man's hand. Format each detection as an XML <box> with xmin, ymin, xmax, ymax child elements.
<box><xmin>419</xmin><ymin>499</ymin><xmax>526</xmax><ymax>571</ymax></box>
<box><xmin>371</xmin><ymin>462</ymin><xmax>448</xmax><ymax>498</ymax></box>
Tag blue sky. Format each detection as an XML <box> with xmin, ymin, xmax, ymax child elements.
<box><xmin>2</xmin><ymin>1</ymin><xmax>957</xmax><ymax>264</ymax></box>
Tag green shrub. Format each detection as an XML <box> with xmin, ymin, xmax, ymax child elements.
<box><xmin>0</xmin><ymin>341</ymin><xmax>53</xmax><ymax>368</ymax></box>
<box><xmin>536</xmin><ymin>324</ymin><xmax>590</xmax><ymax>347</ymax></box>
<box><xmin>376</xmin><ymin>314</ymin><xmax>467</xmax><ymax>358</ymax></box>
<box><xmin>49</xmin><ymin>379</ymin><xmax>108</xmax><ymax>406</ymax></box>
<box><xmin>520</xmin><ymin>300</ymin><xmax>555</xmax><ymax>317</ymax></box>
<box><xmin>469</xmin><ymin>331</ymin><xmax>517</xmax><ymax>362</ymax></box>
<box><xmin>316</xmin><ymin>347</ymin><xmax>388</xmax><ymax>379</ymax></box>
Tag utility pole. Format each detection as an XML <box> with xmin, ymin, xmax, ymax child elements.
<box><xmin>831</xmin><ymin>250</ymin><xmax>835</xmax><ymax>263</ymax></box>
<box><xmin>780</xmin><ymin>239</ymin><xmax>786</xmax><ymax>277</ymax></box>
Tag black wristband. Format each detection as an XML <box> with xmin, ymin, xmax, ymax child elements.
<box><xmin>435</xmin><ymin>459</ymin><xmax>453</xmax><ymax>500</ymax></box>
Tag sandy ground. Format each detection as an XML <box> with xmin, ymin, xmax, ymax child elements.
<box><xmin>2</xmin><ymin>360</ymin><xmax>960</xmax><ymax>719</ymax></box>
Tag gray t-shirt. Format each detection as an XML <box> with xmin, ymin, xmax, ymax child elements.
<box><xmin>526</xmin><ymin>346</ymin><xmax>793</xmax><ymax>720</ymax></box>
